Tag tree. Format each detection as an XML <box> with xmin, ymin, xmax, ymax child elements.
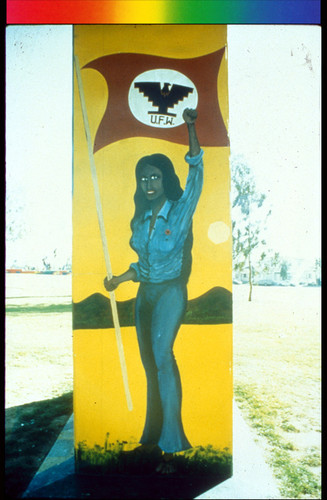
<box><xmin>256</xmin><ymin>249</ymin><xmax>290</xmax><ymax>282</ymax></box>
<box><xmin>6</xmin><ymin>193</ymin><xmax>26</xmax><ymax>242</ymax></box>
<box><xmin>231</xmin><ymin>155</ymin><xmax>271</xmax><ymax>301</ymax></box>
<box><xmin>314</xmin><ymin>258</ymin><xmax>321</xmax><ymax>285</ymax></box>
<box><xmin>280</xmin><ymin>260</ymin><xmax>289</xmax><ymax>281</ymax></box>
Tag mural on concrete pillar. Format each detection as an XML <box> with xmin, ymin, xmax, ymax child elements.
<box><xmin>73</xmin><ymin>25</ymin><xmax>232</xmax><ymax>482</ymax></box>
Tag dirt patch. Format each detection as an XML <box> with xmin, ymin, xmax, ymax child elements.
<box><xmin>5</xmin><ymin>311</ymin><xmax>73</xmax><ymax>408</ymax></box>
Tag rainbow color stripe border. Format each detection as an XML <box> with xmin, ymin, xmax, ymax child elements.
<box><xmin>7</xmin><ymin>0</ymin><xmax>320</xmax><ymax>24</ymax></box>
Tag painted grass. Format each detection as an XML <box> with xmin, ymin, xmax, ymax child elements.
<box><xmin>76</xmin><ymin>440</ymin><xmax>232</xmax><ymax>477</ymax></box>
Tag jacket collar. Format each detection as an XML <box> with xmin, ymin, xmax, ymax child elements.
<box><xmin>143</xmin><ymin>200</ymin><xmax>173</xmax><ymax>221</ymax></box>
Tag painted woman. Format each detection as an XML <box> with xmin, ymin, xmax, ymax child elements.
<box><xmin>104</xmin><ymin>107</ymin><xmax>203</xmax><ymax>472</ymax></box>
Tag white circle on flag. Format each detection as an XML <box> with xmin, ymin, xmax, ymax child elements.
<box><xmin>128</xmin><ymin>69</ymin><xmax>198</xmax><ymax>128</ymax></box>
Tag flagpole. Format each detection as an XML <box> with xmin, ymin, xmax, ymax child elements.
<box><xmin>74</xmin><ymin>55</ymin><xmax>133</xmax><ymax>412</ymax></box>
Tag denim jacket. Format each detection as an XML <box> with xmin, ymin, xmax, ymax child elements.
<box><xmin>129</xmin><ymin>149</ymin><xmax>204</xmax><ymax>283</ymax></box>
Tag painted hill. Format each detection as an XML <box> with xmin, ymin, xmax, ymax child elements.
<box><xmin>185</xmin><ymin>287</ymin><xmax>232</xmax><ymax>324</ymax></box>
<box><xmin>73</xmin><ymin>287</ymin><xmax>232</xmax><ymax>330</ymax></box>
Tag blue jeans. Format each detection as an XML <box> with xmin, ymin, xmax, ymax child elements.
<box><xmin>135</xmin><ymin>278</ymin><xmax>192</xmax><ymax>453</ymax></box>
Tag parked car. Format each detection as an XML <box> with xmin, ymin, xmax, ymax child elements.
<box><xmin>303</xmin><ymin>281</ymin><xmax>319</xmax><ymax>287</ymax></box>
<box><xmin>256</xmin><ymin>279</ymin><xmax>278</xmax><ymax>286</ymax></box>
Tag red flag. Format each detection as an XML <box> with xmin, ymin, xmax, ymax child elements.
<box><xmin>83</xmin><ymin>48</ymin><xmax>229</xmax><ymax>153</ymax></box>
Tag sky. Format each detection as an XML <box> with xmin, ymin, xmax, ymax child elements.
<box><xmin>227</xmin><ymin>25</ymin><xmax>321</xmax><ymax>265</ymax></box>
<box><xmin>5</xmin><ymin>25</ymin><xmax>321</xmax><ymax>270</ymax></box>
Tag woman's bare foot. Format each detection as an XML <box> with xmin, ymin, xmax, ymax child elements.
<box><xmin>123</xmin><ymin>443</ymin><xmax>161</xmax><ymax>456</ymax></box>
<box><xmin>135</xmin><ymin>444</ymin><xmax>159</xmax><ymax>453</ymax></box>
<box><xmin>156</xmin><ymin>452</ymin><xmax>176</xmax><ymax>474</ymax></box>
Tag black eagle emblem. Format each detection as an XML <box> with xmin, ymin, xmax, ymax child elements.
<box><xmin>134</xmin><ymin>82</ymin><xmax>194</xmax><ymax>117</ymax></box>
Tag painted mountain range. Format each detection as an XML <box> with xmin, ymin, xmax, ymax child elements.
<box><xmin>73</xmin><ymin>286</ymin><xmax>232</xmax><ymax>330</ymax></box>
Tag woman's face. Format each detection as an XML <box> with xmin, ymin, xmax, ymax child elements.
<box><xmin>139</xmin><ymin>164</ymin><xmax>166</xmax><ymax>203</ymax></box>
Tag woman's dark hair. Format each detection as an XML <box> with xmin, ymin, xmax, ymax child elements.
<box><xmin>131</xmin><ymin>153</ymin><xmax>183</xmax><ymax>228</ymax></box>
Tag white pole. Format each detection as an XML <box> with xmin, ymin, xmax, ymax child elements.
<box><xmin>74</xmin><ymin>55</ymin><xmax>133</xmax><ymax>411</ymax></box>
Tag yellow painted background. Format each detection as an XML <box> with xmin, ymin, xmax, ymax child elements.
<box><xmin>73</xmin><ymin>25</ymin><xmax>232</xmax><ymax>453</ymax></box>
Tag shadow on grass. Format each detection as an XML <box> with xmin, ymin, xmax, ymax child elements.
<box><xmin>5</xmin><ymin>392</ymin><xmax>73</xmax><ymax>499</ymax></box>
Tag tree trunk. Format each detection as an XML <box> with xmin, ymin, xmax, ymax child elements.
<box><xmin>248</xmin><ymin>255</ymin><xmax>253</xmax><ymax>302</ymax></box>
